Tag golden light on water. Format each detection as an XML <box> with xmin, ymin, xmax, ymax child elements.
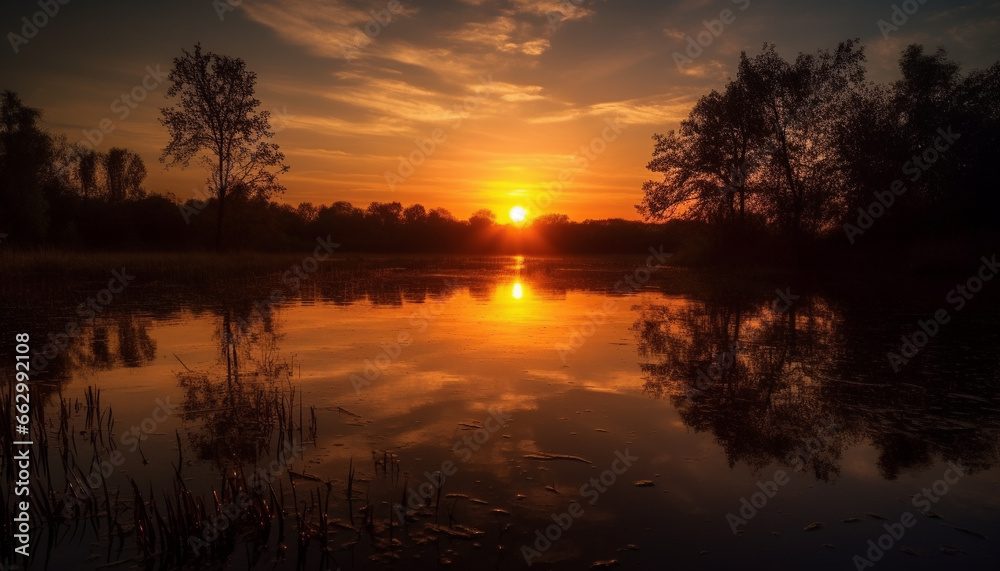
<box><xmin>511</xmin><ymin>282</ymin><xmax>524</xmax><ymax>299</ymax></box>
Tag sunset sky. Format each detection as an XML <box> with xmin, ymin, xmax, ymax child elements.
<box><xmin>3</xmin><ymin>0</ymin><xmax>998</xmax><ymax>221</ymax></box>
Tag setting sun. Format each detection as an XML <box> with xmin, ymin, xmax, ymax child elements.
<box><xmin>509</xmin><ymin>206</ymin><xmax>527</xmax><ymax>223</ymax></box>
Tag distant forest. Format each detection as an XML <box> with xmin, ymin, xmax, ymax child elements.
<box><xmin>0</xmin><ymin>40</ymin><xmax>997</xmax><ymax>266</ymax></box>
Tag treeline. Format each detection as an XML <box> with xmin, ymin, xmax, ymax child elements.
<box><xmin>640</xmin><ymin>41</ymin><xmax>1000</xmax><ymax>253</ymax></box>
<box><xmin>0</xmin><ymin>88</ymin><xmax>673</xmax><ymax>253</ymax></box>
<box><xmin>5</xmin><ymin>39</ymin><xmax>997</xmax><ymax>264</ymax></box>
<box><xmin>132</xmin><ymin>197</ymin><xmax>679</xmax><ymax>254</ymax></box>
<box><xmin>0</xmin><ymin>90</ymin><xmax>158</xmax><ymax>246</ymax></box>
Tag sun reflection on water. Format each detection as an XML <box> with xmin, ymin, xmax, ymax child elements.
<box><xmin>511</xmin><ymin>282</ymin><xmax>524</xmax><ymax>299</ymax></box>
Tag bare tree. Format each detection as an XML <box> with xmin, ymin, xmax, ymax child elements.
<box><xmin>159</xmin><ymin>43</ymin><xmax>288</xmax><ymax>249</ymax></box>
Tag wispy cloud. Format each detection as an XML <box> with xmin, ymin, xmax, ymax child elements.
<box><xmin>7</xmin><ymin>0</ymin><xmax>998</xmax><ymax>220</ymax></box>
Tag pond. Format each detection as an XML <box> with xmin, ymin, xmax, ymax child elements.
<box><xmin>1</xmin><ymin>255</ymin><xmax>998</xmax><ymax>570</ymax></box>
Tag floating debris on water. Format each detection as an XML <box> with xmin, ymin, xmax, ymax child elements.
<box><xmin>424</xmin><ymin>523</ymin><xmax>485</xmax><ymax>539</ymax></box>
<box><xmin>335</xmin><ymin>406</ymin><xmax>363</xmax><ymax>419</ymax></box>
<box><xmin>940</xmin><ymin>545</ymin><xmax>962</xmax><ymax>555</ymax></box>
<box><xmin>952</xmin><ymin>526</ymin><xmax>988</xmax><ymax>539</ymax></box>
<box><xmin>523</xmin><ymin>452</ymin><xmax>594</xmax><ymax>464</ymax></box>
<box><xmin>288</xmin><ymin>470</ymin><xmax>325</xmax><ymax>482</ymax></box>
<box><xmin>866</xmin><ymin>512</ymin><xmax>888</xmax><ymax>520</ymax></box>
<box><xmin>803</xmin><ymin>522</ymin><xmax>823</xmax><ymax>531</ymax></box>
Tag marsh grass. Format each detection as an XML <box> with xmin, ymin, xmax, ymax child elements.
<box><xmin>2</xmin><ymin>363</ymin><xmax>510</xmax><ymax>571</ymax></box>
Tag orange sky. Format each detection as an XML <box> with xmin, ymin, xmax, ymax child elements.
<box><xmin>3</xmin><ymin>0</ymin><xmax>997</xmax><ymax>221</ymax></box>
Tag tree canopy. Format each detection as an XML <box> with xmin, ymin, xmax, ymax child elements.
<box><xmin>639</xmin><ymin>40</ymin><xmax>1000</xmax><ymax>247</ymax></box>
<box><xmin>160</xmin><ymin>43</ymin><xmax>288</xmax><ymax>249</ymax></box>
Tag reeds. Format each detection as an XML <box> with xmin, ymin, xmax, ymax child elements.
<box><xmin>1</xmin><ymin>368</ymin><xmax>469</xmax><ymax>569</ymax></box>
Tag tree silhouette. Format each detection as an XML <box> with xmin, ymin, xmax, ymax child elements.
<box><xmin>103</xmin><ymin>147</ymin><xmax>146</xmax><ymax>203</ymax></box>
<box><xmin>642</xmin><ymin>39</ymin><xmax>999</xmax><ymax>260</ymax></box>
<box><xmin>0</xmin><ymin>91</ymin><xmax>53</xmax><ymax>242</ymax></box>
<box><xmin>76</xmin><ymin>149</ymin><xmax>99</xmax><ymax>201</ymax></box>
<box><xmin>159</xmin><ymin>43</ymin><xmax>288</xmax><ymax>250</ymax></box>
<box><xmin>468</xmin><ymin>208</ymin><xmax>496</xmax><ymax>228</ymax></box>
<box><xmin>640</xmin><ymin>40</ymin><xmax>868</xmax><ymax>237</ymax></box>
<box><xmin>365</xmin><ymin>201</ymin><xmax>403</xmax><ymax>227</ymax></box>
<box><xmin>638</xmin><ymin>85</ymin><xmax>760</xmax><ymax>227</ymax></box>
<box><xmin>741</xmin><ymin>41</ymin><xmax>867</xmax><ymax>236</ymax></box>
<box><xmin>403</xmin><ymin>203</ymin><xmax>427</xmax><ymax>225</ymax></box>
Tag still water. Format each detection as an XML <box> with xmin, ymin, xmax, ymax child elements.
<box><xmin>1</xmin><ymin>256</ymin><xmax>998</xmax><ymax>570</ymax></box>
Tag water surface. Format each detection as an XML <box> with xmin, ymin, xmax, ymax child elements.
<box><xmin>2</xmin><ymin>256</ymin><xmax>998</xmax><ymax>570</ymax></box>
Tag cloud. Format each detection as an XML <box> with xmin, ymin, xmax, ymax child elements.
<box><xmin>945</xmin><ymin>17</ymin><xmax>1000</xmax><ymax>53</ymax></box>
<box><xmin>241</xmin><ymin>0</ymin><xmax>419</xmax><ymax>61</ymax></box>
<box><xmin>663</xmin><ymin>27</ymin><xmax>687</xmax><ymax>41</ymax></box>
<box><xmin>508</xmin><ymin>0</ymin><xmax>595</xmax><ymax>24</ymax></box>
<box><xmin>530</xmin><ymin>95</ymin><xmax>693</xmax><ymax>126</ymax></box>
<box><xmin>489</xmin><ymin>82</ymin><xmax>548</xmax><ymax>102</ymax></box>
<box><xmin>444</xmin><ymin>15</ymin><xmax>551</xmax><ymax>55</ymax></box>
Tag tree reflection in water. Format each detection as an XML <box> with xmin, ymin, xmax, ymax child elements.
<box><xmin>178</xmin><ymin>304</ymin><xmax>299</xmax><ymax>470</ymax></box>
<box><xmin>633</xmin><ymin>288</ymin><xmax>1000</xmax><ymax>481</ymax></box>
